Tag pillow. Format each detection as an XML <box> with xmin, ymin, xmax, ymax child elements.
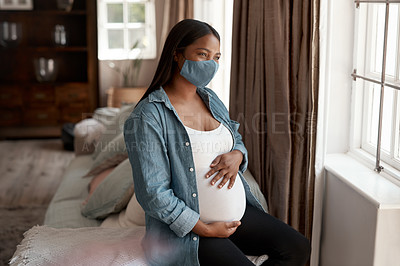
<box><xmin>10</xmin><ymin>225</ymin><xmax>146</xmax><ymax>266</ymax></box>
<box><xmin>242</xmin><ymin>170</ymin><xmax>269</xmax><ymax>213</ymax></box>
<box><xmin>92</xmin><ymin>107</ymin><xmax>120</xmax><ymax>126</ymax></box>
<box><xmin>92</xmin><ymin>104</ymin><xmax>135</xmax><ymax>159</ymax></box>
<box><xmin>82</xmin><ymin>167</ymin><xmax>116</xmax><ymax>205</ymax></box>
<box><xmin>73</xmin><ymin>118</ymin><xmax>106</xmax><ymax>155</ymax></box>
<box><xmin>81</xmin><ymin>158</ymin><xmax>134</xmax><ymax>219</ymax></box>
<box><xmin>84</xmin><ymin>133</ymin><xmax>128</xmax><ymax>177</ymax></box>
<box><xmin>101</xmin><ymin>193</ymin><xmax>145</xmax><ymax>228</ymax></box>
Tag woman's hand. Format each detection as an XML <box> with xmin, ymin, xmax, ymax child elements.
<box><xmin>192</xmin><ymin>219</ymin><xmax>241</xmax><ymax>238</ymax></box>
<box><xmin>205</xmin><ymin>150</ymin><xmax>243</xmax><ymax>189</ymax></box>
<box><xmin>205</xmin><ymin>221</ymin><xmax>241</xmax><ymax>238</ymax></box>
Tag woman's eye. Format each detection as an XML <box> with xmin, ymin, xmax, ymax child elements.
<box><xmin>214</xmin><ymin>56</ymin><xmax>220</xmax><ymax>61</ymax></box>
<box><xmin>198</xmin><ymin>52</ymin><xmax>207</xmax><ymax>57</ymax></box>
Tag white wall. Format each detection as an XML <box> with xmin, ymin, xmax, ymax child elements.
<box><xmin>312</xmin><ymin>0</ymin><xmax>355</xmax><ymax>264</ymax></box>
<box><xmin>320</xmin><ymin>170</ymin><xmax>377</xmax><ymax>266</ymax></box>
<box><xmin>320</xmin><ymin>154</ymin><xmax>400</xmax><ymax>266</ymax></box>
<box><xmin>323</xmin><ymin>0</ymin><xmax>355</xmax><ymax>154</ymax></box>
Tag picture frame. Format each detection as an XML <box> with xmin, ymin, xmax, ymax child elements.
<box><xmin>0</xmin><ymin>0</ymin><xmax>33</xmax><ymax>10</ymax></box>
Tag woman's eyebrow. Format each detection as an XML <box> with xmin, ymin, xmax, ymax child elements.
<box><xmin>195</xmin><ymin>48</ymin><xmax>221</xmax><ymax>55</ymax></box>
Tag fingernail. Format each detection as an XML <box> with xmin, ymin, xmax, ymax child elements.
<box><xmin>211</xmin><ymin>181</ymin><xmax>215</xmax><ymax>185</ymax></box>
<box><xmin>218</xmin><ymin>185</ymin><xmax>222</xmax><ymax>188</ymax></box>
<box><xmin>228</xmin><ymin>185</ymin><xmax>232</xmax><ymax>189</ymax></box>
<box><xmin>205</xmin><ymin>174</ymin><xmax>209</xmax><ymax>178</ymax></box>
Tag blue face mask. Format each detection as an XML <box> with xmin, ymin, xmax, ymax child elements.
<box><xmin>179</xmin><ymin>59</ymin><xmax>219</xmax><ymax>88</ymax></box>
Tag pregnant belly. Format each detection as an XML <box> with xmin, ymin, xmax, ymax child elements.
<box><xmin>195</xmin><ymin>167</ymin><xmax>246</xmax><ymax>224</ymax></box>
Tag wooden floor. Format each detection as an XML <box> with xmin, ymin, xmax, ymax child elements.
<box><xmin>0</xmin><ymin>139</ymin><xmax>75</xmax><ymax>208</ymax></box>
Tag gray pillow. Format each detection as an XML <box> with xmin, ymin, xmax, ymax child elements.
<box><xmin>242</xmin><ymin>170</ymin><xmax>269</xmax><ymax>213</ymax></box>
<box><xmin>84</xmin><ymin>133</ymin><xmax>127</xmax><ymax>177</ymax></box>
<box><xmin>81</xmin><ymin>158</ymin><xmax>134</xmax><ymax>219</ymax></box>
<box><xmin>92</xmin><ymin>104</ymin><xmax>135</xmax><ymax>159</ymax></box>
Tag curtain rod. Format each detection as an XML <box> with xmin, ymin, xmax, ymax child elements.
<box><xmin>351</xmin><ymin>70</ymin><xmax>400</xmax><ymax>91</ymax></box>
<box><xmin>355</xmin><ymin>0</ymin><xmax>400</xmax><ymax>7</ymax></box>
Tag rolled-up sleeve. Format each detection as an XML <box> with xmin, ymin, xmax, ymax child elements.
<box><xmin>229</xmin><ymin>119</ymin><xmax>248</xmax><ymax>174</ymax></box>
<box><xmin>124</xmin><ymin>114</ymin><xmax>199</xmax><ymax>238</ymax></box>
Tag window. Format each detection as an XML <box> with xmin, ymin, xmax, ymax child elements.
<box><xmin>352</xmin><ymin>1</ymin><xmax>400</xmax><ymax>173</ymax></box>
<box><xmin>97</xmin><ymin>0</ymin><xmax>156</xmax><ymax>60</ymax></box>
<box><xmin>194</xmin><ymin>0</ymin><xmax>234</xmax><ymax>108</ymax></box>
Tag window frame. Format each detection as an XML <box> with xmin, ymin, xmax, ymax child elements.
<box><xmin>350</xmin><ymin>1</ymin><xmax>400</xmax><ymax>180</ymax></box>
<box><xmin>97</xmin><ymin>0</ymin><xmax>156</xmax><ymax>60</ymax></box>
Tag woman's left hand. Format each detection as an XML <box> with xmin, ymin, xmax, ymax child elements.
<box><xmin>205</xmin><ymin>150</ymin><xmax>243</xmax><ymax>189</ymax></box>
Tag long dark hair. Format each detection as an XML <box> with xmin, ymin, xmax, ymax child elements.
<box><xmin>137</xmin><ymin>19</ymin><xmax>220</xmax><ymax>104</ymax></box>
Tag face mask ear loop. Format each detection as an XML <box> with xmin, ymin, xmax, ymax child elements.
<box><xmin>212</xmin><ymin>60</ymin><xmax>219</xmax><ymax>77</ymax></box>
<box><xmin>176</xmin><ymin>51</ymin><xmax>186</xmax><ymax>73</ymax></box>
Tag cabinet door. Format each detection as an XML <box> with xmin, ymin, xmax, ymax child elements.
<box><xmin>56</xmin><ymin>83</ymin><xmax>88</xmax><ymax>105</ymax></box>
<box><xmin>0</xmin><ymin>108</ymin><xmax>22</xmax><ymax>126</ymax></box>
<box><xmin>0</xmin><ymin>86</ymin><xmax>24</xmax><ymax>107</ymax></box>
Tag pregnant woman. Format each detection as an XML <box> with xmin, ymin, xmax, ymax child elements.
<box><xmin>124</xmin><ymin>19</ymin><xmax>310</xmax><ymax>266</ymax></box>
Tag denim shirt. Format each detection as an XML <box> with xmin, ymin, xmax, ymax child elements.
<box><xmin>123</xmin><ymin>86</ymin><xmax>264</xmax><ymax>266</ymax></box>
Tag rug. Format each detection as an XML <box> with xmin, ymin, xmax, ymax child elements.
<box><xmin>0</xmin><ymin>206</ymin><xmax>48</xmax><ymax>266</ymax></box>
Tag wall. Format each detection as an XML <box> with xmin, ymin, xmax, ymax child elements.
<box><xmin>320</xmin><ymin>154</ymin><xmax>400</xmax><ymax>266</ymax></box>
<box><xmin>323</xmin><ymin>0</ymin><xmax>355</xmax><ymax>154</ymax></box>
<box><xmin>97</xmin><ymin>0</ymin><xmax>165</xmax><ymax>107</ymax></box>
<box><xmin>321</xmin><ymin>171</ymin><xmax>377</xmax><ymax>266</ymax></box>
<box><xmin>312</xmin><ymin>0</ymin><xmax>355</xmax><ymax>264</ymax></box>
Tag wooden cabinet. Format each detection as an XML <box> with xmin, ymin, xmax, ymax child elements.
<box><xmin>0</xmin><ymin>0</ymin><xmax>98</xmax><ymax>139</ymax></box>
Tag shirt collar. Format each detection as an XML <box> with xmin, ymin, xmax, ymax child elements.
<box><xmin>148</xmin><ymin>86</ymin><xmax>213</xmax><ymax>110</ymax></box>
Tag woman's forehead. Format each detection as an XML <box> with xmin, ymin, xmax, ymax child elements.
<box><xmin>187</xmin><ymin>34</ymin><xmax>220</xmax><ymax>51</ymax></box>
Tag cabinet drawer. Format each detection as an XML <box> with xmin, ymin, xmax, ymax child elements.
<box><xmin>60</xmin><ymin>107</ymin><xmax>90</xmax><ymax>123</ymax></box>
<box><xmin>0</xmin><ymin>87</ymin><xmax>23</xmax><ymax>107</ymax></box>
<box><xmin>27</xmin><ymin>85</ymin><xmax>55</xmax><ymax>105</ymax></box>
<box><xmin>23</xmin><ymin>107</ymin><xmax>59</xmax><ymax>126</ymax></box>
<box><xmin>56</xmin><ymin>84</ymin><xmax>88</xmax><ymax>105</ymax></box>
<box><xmin>0</xmin><ymin>109</ymin><xmax>22</xmax><ymax>126</ymax></box>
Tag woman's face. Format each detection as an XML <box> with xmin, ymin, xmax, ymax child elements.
<box><xmin>176</xmin><ymin>34</ymin><xmax>221</xmax><ymax>67</ymax></box>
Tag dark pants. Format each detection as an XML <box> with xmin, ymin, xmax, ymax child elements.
<box><xmin>198</xmin><ymin>205</ymin><xmax>311</xmax><ymax>266</ymax></box>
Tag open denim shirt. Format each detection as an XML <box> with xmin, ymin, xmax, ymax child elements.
<box><xmin>124</xmin><ymin>86</ymin><xmax>264</xmax><ymax>266</ymax></box>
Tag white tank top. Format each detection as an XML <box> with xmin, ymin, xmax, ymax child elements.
<box><xmin>184</xmin><ymin>122</ymin><xmax>246</xmax><ymax>223</ymax></box>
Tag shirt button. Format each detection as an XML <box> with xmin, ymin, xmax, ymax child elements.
<box><xmin>189</xmin><ymin>167</ymin><xmax>194</xmax><ymax>172</ymax></box>
<box><xmin>192</xmin><ymin>193</ymin><xmax>197</xmax><ymax>198</ymax></box>
<box><xmin>185</xmin><ymin>142</ymin><xmax>190</xmax><ymax>146</ymax></box>
<box><xmin>193</xmin><ymin>236</ymin><xmax>198</xmax><ymax>241</ymax></box>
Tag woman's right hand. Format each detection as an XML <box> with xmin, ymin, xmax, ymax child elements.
<box><xmin>192</xmin><ymin>219</ymin><xmax>241</xmax><ymax>238</ymax></box>
<box><xmin>206</xmin><ymin>221</ymin><xmax>241</xmax><ymax>238</ymax></box>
